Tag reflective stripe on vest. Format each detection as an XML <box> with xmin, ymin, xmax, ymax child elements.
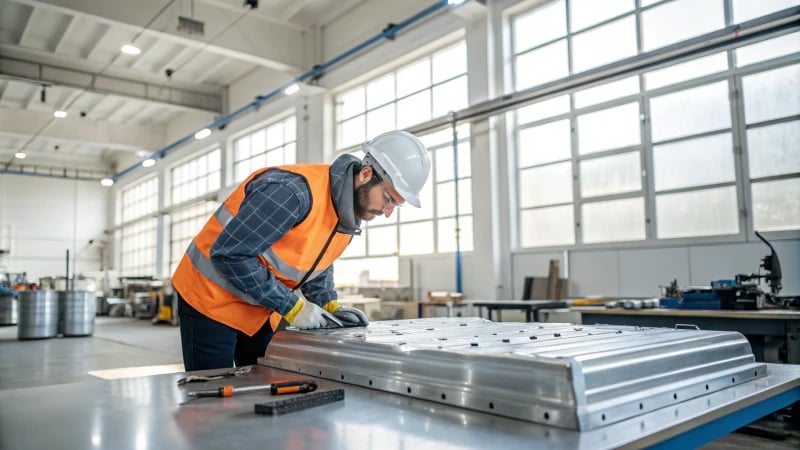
<box><xmin>213</xmin><ymin>202</ymin><xmax>326</xmax><ymax>286</ymax></box>
<box><xmin>184</xmin><ymin>241</ymin><xmax>261</xmax><ymax>306</ymax></box>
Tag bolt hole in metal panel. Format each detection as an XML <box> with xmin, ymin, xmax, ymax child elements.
<box><xmin>259</xmin><ymin>318</ymin><xmax>766</xmax><ymax>431</ymax></box>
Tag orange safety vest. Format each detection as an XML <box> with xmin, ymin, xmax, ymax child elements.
<box><xmin>172</xmin><ymin>165</ymin><xmax>353</xmax><ymax>336</ymax></box>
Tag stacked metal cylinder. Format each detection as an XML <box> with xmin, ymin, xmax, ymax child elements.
<box><xmin>16</xmin><ymin>290</ymin><xmax>96</xmax><ymax>339</ymax></box>
<box><xmin>0</xmin><ymin>292</ymin><xmax>17</xmax><ymax>325</ymax></box>
<box><xmin>17</xmin><ymin>291</ymin><xmax>59</xmax><ymax>339</ymax></box>
<box><xmin>58</xmin><ymin>291</ymin><xmax>96</xmax><ymax>337</ymax></box>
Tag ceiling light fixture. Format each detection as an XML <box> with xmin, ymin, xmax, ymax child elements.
<box><xmin>194</xmin><ymin>128</ymin><xmax>212</xmax><ymax>140</ymax></box>
<box><xmin>100</xmin><ymin>178</ymin><xmax>114</xmax><ymax>187</ymax></box>
<box><xmin>14</xmin><ymin>152</ymin><xmax>26</xmax><ymax>159</ymax></box>
<box><xmin>121</xmin><ymin>44</ymin><xmax>141</xmax><ymax>55</ymax></box>
<box><xmin>53</xmin><ymin>110</ymin><xmax>67</xmax><ymax>118</ymax></box>
<box><xmin>447</xmin><ymin>0</ymin><xmax>467</xmax><ymax>5</ymax></box>
<box><xmin>283</xmin><ymin>83</ymin><xmax>300</xmax><ymax>95</ymax></box>
<box><xmin>142</xmin><ymin>158</ymin><xmax>156</xmax><ymax>168</ymax></box>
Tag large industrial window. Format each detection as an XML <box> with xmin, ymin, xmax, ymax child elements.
<box><xmin>166</xmin><ymin>150</ymin><xmax>222</xmax><ymax>274</ymax></box>
<box><xmin>232</xmin><ymin>115</ymin><xmax>296</xmax><ymax>183</ymax></box>
<box><xmin>741</xmin><ymin>61</ymin><xmax>800</xmax><ymax>232</ymax></box>
<box><xmin>170</xmin><ymin>149</ymin><xmax>221</xmax><ymax>205</ymax></box>
<box><xmin>119</xmin><ymin>177</ymin><xmax>159</xmax><ymax>276</ymax></box>
<box><xmin>335</xmin><ymin>41</ymin><xmax>468</xmax><ymax>148</ymax></box>
<box><xmin>333</xmin><ymin>40</ymin><xmax>471</xmax><ymax>287</ymax></box>
<box><xmin>512</xmin><ymin>0</ymin><xmax>799</xmax><ymax>248</ymax></box>
<box><xmin>168</xmin><ymin>201</ymin><xmax>218</xmax><ymax>274</ymax></box>
<box><xmin>120</xmin><ymin>176</ymin><xmax>158</xmax><ymax>224</ymax></box>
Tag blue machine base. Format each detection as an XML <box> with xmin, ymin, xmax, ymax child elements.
<box><xmin>660</xmin><ymin>298</ymin><xmax>721</xmax><ymax>309</ymax></box>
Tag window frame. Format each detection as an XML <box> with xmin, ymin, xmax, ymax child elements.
<box><xmin>510</xmin><ymin>1</ymin><xmax>800</xmax><ymax>251</ymax></box>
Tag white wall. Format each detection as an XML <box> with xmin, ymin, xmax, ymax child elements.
<box><xmin>513</xmin><ymin>239</ymin><xmax>800</xmax><ymax>298</ymax></box>
<box><xmin>0</xmin><ymin>174</ymin><xmax>108</xmax><ymax>283</ymax></box>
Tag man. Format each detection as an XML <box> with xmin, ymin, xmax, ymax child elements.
<box><xmin>172</xmin><ymin>130</ymin><xmax>431</xmax><ymax>371</ymax></box>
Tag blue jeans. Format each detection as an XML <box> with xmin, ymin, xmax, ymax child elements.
<box><xmin>176</xmin><ymin>292</ymin><xmax>278</xmax><ymax>371</ymax></box>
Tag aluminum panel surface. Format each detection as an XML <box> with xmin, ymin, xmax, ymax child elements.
<box><xmin>260</xmin><ymin>318</ymin><xmax>766</xmax><ymax>430</ymax></box>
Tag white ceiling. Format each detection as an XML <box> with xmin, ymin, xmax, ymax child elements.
<box><xmin>0</xmin><ymin>0</ymin><xmax>360</xmax><ymax>176</ymax></box>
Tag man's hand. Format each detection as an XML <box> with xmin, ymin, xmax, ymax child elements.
<box><xmin>284</xmin><ymin>298</ymin><xmax>327</xmax><ymax>329</ymax></box>
<box><xmin>333</xmin><ymin>306</ymin><xmax>369</xmax><ymax>327</ymax></box>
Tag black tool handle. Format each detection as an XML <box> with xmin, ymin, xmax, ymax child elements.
<box><xmin>189</xmin><ymin>386</ymin><xmax>231</xmax><ymax>398</ymax></box>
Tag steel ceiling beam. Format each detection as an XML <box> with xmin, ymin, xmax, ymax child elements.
<box><xmin>0</xmin><ymin>146</ymin><xmax>112</xmax><ymax>166</ymax></box>
<box><xmin>11</xmin><ymin>0</ymin><xmax>305</xmax><ymax>72</ymax></box>
<box><xmin>53</xmin><ymin>14</ymin><xmax>80</xmax><ymax>54</ymax></box>
<box><xmin>0</xmin><ymin>54</ymin><xmax>222</xmax><ymax>113</ymax></box>
<box><xmin>0</xmin><ymin>109</ymin><xmax>164</xmax><ymax>153</ymax></box>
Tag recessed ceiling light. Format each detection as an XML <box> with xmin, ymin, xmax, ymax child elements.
<box><xmin>283</xmin><ymin>83</ymin><xmax>300</xmax><ymax>95</ymax></box>
<box><xmin>194</xmin><ymin>128</ymin><xmax>212</xmax><ymax>140</ymax></box>
<box><xmin>14</xmin><ymin>152</ymin><xmax>26</xmax><ymax>159</ymax></box>
<box><xmin>121</xmin><ymin>44</ymin><xmax>141</xmax><ymax>55</ymax></box>
<box><xmin>100</xmin><ymin>178</ymin><xmax>114</xmax><ymax>187</ymax></box>
<box><xmin>135</xmin><ymin>150</ymin><xmax>150</xmax><ymax>157</ymax></box>
<box><xmin>142</xmin><ymin>158</ymin><xmax>156</xmax><ymax>168</ymax></box>
<box><xmin>53</xmin><ymin>110</ymin><xmax>67</xmax><ymax>118</ymax></box>
<box><xmin>448</xmin><ymin>0</ymin><xmax>466</xmax><ymax>5</ymax></box>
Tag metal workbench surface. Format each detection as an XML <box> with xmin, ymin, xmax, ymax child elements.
<box><xmin>575</xmin><ymin>307</ymin><xmax>800</xmax><ymax>363</ymax></box>
<box><xmin>572</xmin><ymin>306</ymin><xmax>800</xmax><ymax>320</ymax></box>
<box><xmin>1</xmin><ymin>363</ymin><xmax>799</xmax><ymax>450</ymax></box>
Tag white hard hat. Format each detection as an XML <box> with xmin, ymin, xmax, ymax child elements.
<box><xmin>362</xmin><ymin>130</ymin><xmax>431</xmax><ymax>208</ymax></box>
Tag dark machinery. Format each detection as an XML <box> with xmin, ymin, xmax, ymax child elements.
<box><xmin>661</xmin><ymin>231</ymin><xmax>797</xmax><ymax>310</ymax></box>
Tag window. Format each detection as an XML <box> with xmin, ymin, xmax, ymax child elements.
<box><xmin>512</xmin><ymin>1</ymin><xmax>798</xmax><ymax>248</ymax></box>
<box><xmin>334</xmin><ymin>41</ymin><xmax>468</xmax><ymax>151</ymax></box>
<box><xmin>120</xmin><ymin>218</ymin><xmax>158</xmax><ymax>277</ymax></box>
<box><xmin>169</xmin><ymin>201</ymin><xmax>218</xmax><ymax>274</ymax></box>
<box><xmin>171</xmin><ymin>149</ymin><xmax>221</xmax><ymax>205</ymax></box>
<box><xmin>732</xmin><ymin>0</ymin><xmax>798</xmax><ymax>23</ymax></box>
<box><xmin>333</xmin><ymin>41</ymin><xmax>471</xmax><ymax>286</ymax></box>
<box><xmin>119</xmin><ymin>177</ymin><xmax>159</xmax><ymax>276</ymax></box>
<box><xmin>428</xmin><ymin>125</ymin><xmax>473</xmax><ymax>254</ymax></box>
<box><xmin>641</xmin><ymin>0</ymin><xmax>724</xmax><ymax>52</ymax></box>
<box><xmin>120</xmin><ymin>176</ymin><xmax>158</xmax><ymax>224</ymax></box>
<box><xmin>233</xmin><ymin>116</ymin><xmax>296</xmax><ymax>183</ymax></box>
<box><xmin>743</xmin><ymin>63</ymin><xmax>800</xmax><ymax>232</ymax></box>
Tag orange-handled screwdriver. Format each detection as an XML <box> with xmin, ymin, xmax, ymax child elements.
<box><xmin>187</xmin><ymin>380</ymin><xmax>317</xmax><ymax>398</ymax></box>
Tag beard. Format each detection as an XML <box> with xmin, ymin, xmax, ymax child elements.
<box><xmin>354</xmin><ymin>178</ymin><xmax>384</xmax><ymax>220</ymax></box>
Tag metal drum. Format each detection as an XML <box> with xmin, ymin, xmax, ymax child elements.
<box><xmin>58</xmin><ymin>291</ymin><xmax>96</xmax><ymax>337</ymax></box>
<box><xmin>0</xmin><ymin>293</ymin><xmax>18</xmax><ymax>325</ymax></box>
<box><xmin>18</xmin><ymin>291</ymin><xmax>58</xmax><ymax>339</ymax></box>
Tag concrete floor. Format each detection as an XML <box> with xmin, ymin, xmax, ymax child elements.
<box><xmin>0</xmin><ymin>316</ymin><xmax>183</xmax><ymax>390</ymax></box>
<box><xmin>0</xmin><ymin>317</ymin><xmax>797</xmax><ymax>449</ymax></box>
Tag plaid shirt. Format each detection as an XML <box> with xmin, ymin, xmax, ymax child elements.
<box><xmin>209</xmin><ymin>169</ymin><xmax>339</xmax><ymax>315</ymax></box>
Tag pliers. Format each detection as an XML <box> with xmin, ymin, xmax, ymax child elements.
<box><xmin>176</xmin><ymin>365</ymin><xmax>252</xmax><ymax>385</ymax></box>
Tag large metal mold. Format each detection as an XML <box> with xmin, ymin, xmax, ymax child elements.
<box><xmin>259</xmin><ymin>318</ymin><xmax>766</xmax><ymax>430</ymax></box>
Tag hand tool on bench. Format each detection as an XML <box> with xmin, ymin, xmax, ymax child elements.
<box><xmin>176</xmin><ymin>365</ymin><xmax>252</xmax><ymax>385</ymax></box>
<box><xmin>187</xmin><ymin>380</ymin><xmax>318</xmax><ymax>398</ymax></box>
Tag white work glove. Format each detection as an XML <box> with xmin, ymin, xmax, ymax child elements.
<box><xmin>333</xmin><ymin>306</ymin><xmax>370</xmax><ymax>327</ymax></box>
<box><xmin>285</xmin><ymin>298</ymin><xmax>327</xmax><ymax>329</ymax></box>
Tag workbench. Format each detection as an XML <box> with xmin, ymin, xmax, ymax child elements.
<box><xmin>574</xmin><ymin>307</ymin><xmax>800</xmax><ymax>364</ymax></box>
<box><xmin>416</xmin><ymin>300</ymin><xmax>569</xmax><ymax>321</ymax></box>
<box><xmin>468</xmin><ymin>299</ymin><xmax>569</xmax><ymax>322</ymax></box>
<box><xmin>1</xmin><ymin>363</ymin><xmax>799</xmax><ymax>449</ymax></box>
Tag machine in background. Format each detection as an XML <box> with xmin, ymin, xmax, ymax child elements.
<box><xmin>661</xmin><ymin>231</ymin><xmax>798</xmax><ymax>310</ymax></box>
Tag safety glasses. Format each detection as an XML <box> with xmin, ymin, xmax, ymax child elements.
<box><xmin>380</xmin><ymin>182</ymin><xmax>404</xmax><ymax>208</ymax></box>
